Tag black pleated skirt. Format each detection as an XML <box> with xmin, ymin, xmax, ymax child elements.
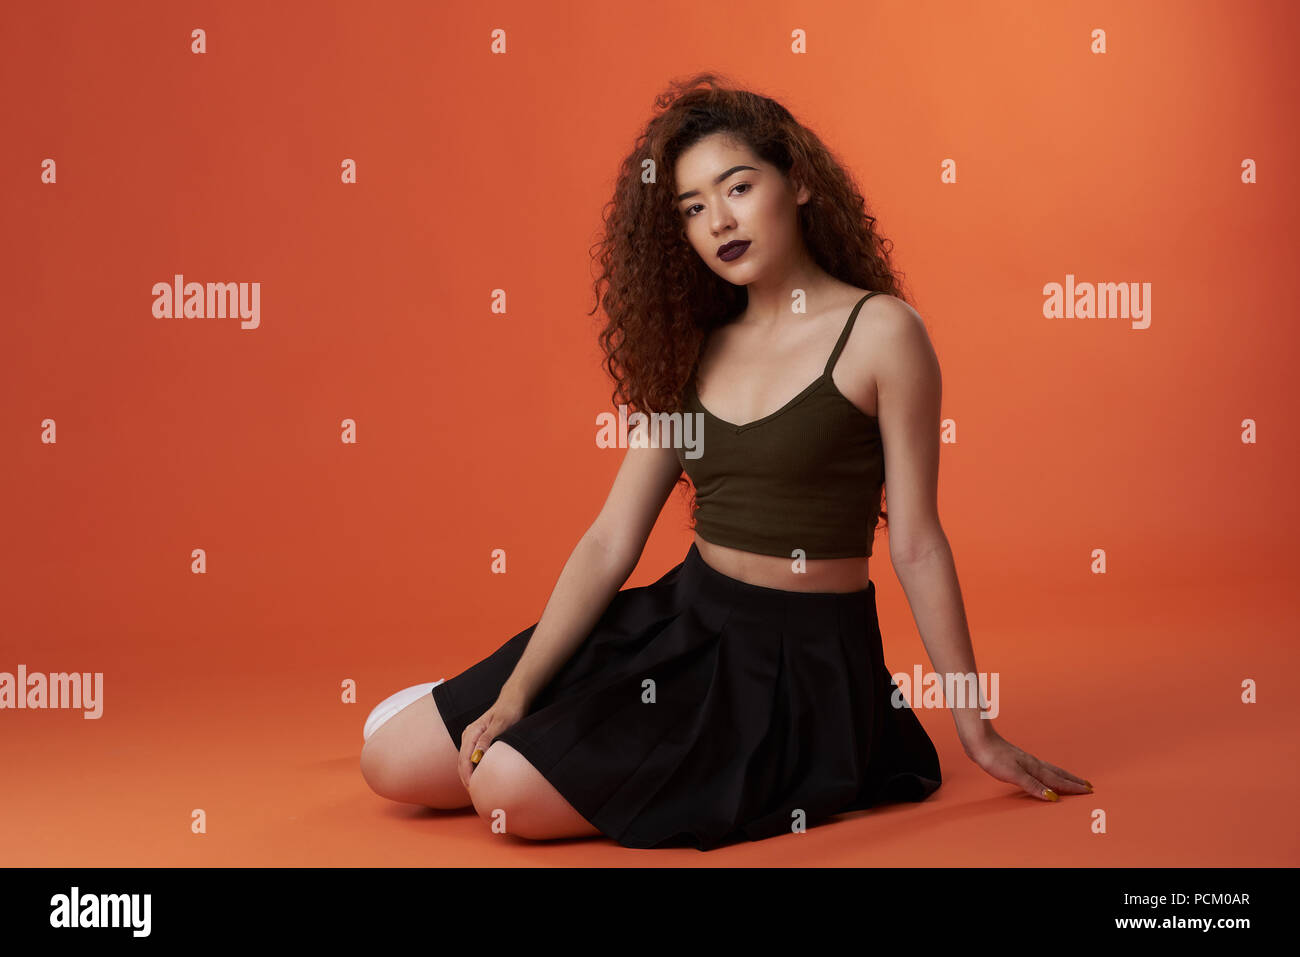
<box><xmin>430</xmin><ymin>541</ymin><xmax>942</xmax><ymax>851</ymax></box>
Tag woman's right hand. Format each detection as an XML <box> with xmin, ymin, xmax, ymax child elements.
<box><xmin>457</xmin><ymin>692</ymin><xmax>530</xmax><ymax>791</ymax></box>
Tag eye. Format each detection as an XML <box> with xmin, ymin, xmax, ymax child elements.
<box><xmin>683</xmin><ymin>182</ymin><xmax>752</xmax><ymax>219</ymax></box>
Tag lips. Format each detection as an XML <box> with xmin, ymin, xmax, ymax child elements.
<box><xmin>717</xmin><ymin>240</ymin><xmax>751</xmax><ymax>261</ymax></box>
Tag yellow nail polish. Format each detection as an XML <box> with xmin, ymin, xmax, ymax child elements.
<box><xmin>1085</xmin><ymin>782</ymin><xmax>1094</xmax><ymax>792</ymax></box>
<box><xmin>1043</xmin><ymin>788</ymin><xmax>1058</xmax><ymax>801</ymax></box>
<box><xmin>471</xmin><ymin>748</ymin><xmax>484</xmax><ymax>764</ymax></box>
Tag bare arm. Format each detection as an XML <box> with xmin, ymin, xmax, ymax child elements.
<box><xmin>496</xmin><ymin>413</ymin><xmax>684</xmax><ymax>710</ymax></box>
<box><xmin>872</xmin><ymin>297</ymin><xmax>1091</xmax><ymax>799</ymax></box>
<box><xmin>870</xmin><ymin>298</ymin><xmax>988</xmax><ymax>755</ymax></box>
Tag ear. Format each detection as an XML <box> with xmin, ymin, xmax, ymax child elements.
<box><xmin>793</xmin><ymin>180</ymin><xmax>812</xmax><ymax>206</ymax></box>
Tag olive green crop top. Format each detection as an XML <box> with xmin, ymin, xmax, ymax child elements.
<box><xmin>675</xmin><ymin>291</ymin><xmax>884</xmax><ymax>560</ymax></box>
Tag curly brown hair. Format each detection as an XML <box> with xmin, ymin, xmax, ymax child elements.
<box><xmin>587</xmin><ymin>71</ymin><xmax>914</xmax><ymax>543</ymax></box>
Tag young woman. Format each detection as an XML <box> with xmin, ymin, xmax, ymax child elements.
<box><xmin>359</xmin><ymin>73</ymin><xmax>1091</xmax><ymax>851</ymax></box>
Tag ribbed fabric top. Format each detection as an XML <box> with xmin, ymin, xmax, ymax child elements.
<box><xmin>675</xmin><ymin>291</ymin><xmax>885</xmax><ymax>559</ymax></box>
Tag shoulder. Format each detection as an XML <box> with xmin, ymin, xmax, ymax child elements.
<box><xmin>857</xmin><ymin>292</ymin><xmax>922</xmax><ymax>332</ymax></box>
<box><xmin>864</xmin><ymin>295</ymin><xmax>940</xmax><ymax>400</ymax></box>
<box><xmin>854</xmin><ymin>293</ymin><xmax>934</xmax><ymax>364</ymax></box>
<box><xmin>838</xmin><ymin>290</ymin><xmax>932</xmax><ymax>356</ymax></box>
<box><xmin>837</xmin><ymin>293</ymin><xmax>938</xmax><ymax>411</ymax></box>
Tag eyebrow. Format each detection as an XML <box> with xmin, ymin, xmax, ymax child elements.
<box><xmin>676</xmin><ymin>165</ymin><xmax>759</xmax><ymax>202</ymax></box>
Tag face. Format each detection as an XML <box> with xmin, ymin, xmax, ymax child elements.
<box><xmin>673</xmin><ymin>132</ymin><xmax>809</xmax><ymax>284</ymax></box>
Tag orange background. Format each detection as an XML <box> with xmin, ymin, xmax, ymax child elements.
<box><xmin>2</xmin><ymin>0</ymin><xmax>1297</xmax><ymax>866</ymax></box>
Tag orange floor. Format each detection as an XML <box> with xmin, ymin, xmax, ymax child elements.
<box><xmin>4</xmin><ymin>561</ymin><xmax>1296</xmax><ymax>868</ymax></box>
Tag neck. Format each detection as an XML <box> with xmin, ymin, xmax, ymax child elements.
<box><xmin>739</xmin><ymin>244</ymin><xmax>836</xmax><ymax>325</ymax></box>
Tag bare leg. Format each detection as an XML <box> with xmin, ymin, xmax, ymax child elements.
<box><xmin>360</xmin><ymin>692</ymin><xmax>471</xmax><ymax>808</ymax></box>
<box><xmin>467</xmin><ymin>740</ymin><xmax>602</xmax><ymax>841</ymax></box>
<box><xmin>360</xmin><ymin>689</ymin><xmax>604</xmax><ymax>842</ymax></box>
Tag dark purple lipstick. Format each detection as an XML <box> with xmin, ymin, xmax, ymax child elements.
<box><xmin>717</xmin><ymin>240</ymin><xmax>751</xmax><ymax>262</ymax></box>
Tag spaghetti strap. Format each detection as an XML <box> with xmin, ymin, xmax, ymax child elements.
<box><xmin>824</xmin><ymin>291</ymin><xmax>881</xmax><ymax>376</ymax></box>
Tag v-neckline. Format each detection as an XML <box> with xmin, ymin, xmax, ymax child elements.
<box><xmin>687</xmin><ymin>291</ymin><xmax>879</xmax><ymax>433</ymax></box>
<box><xmin>689</xmin><ymin>374</ymin><xmax>828</xmax><ymax>433</ymax></box>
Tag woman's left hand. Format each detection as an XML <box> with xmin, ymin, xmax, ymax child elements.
<box><xmin>965</xmin><ymin>727</ymin><xmax>1092</xmax><ymax>801</ymax></box>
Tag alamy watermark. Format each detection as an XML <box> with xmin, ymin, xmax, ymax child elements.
<box><xmin>891</xmin><ymin>665</ymin><xmax>999</xmax><ymax>719</ymax></box>
<box><xmin>0</xmin><ymin>665</ymin><xmax>103</xmax><ymax>718</ymax></box>
<box><xmin>596</xmin><ymin>405</ymin><xmax>704</xmax><ymax>459</ymax></box>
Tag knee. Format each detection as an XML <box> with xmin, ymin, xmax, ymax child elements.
<box><xmin>359</xmin><ymin>734</ymin><xmax>401</xmax><ymax>800</ymax></box>
<box><xmin>466</xmin><ymin>743</ymin><xmax>547</xmax><ymax>839</ymax></box>
<box><xmin>359</xmin><ymin>728</ymin><xmax>437</xmax><ymax>805</ymax></box>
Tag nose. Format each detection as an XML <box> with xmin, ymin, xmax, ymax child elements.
<box><xmin>710</xmin><ymin>204</ymin><xmax>737</xmax><ymax>235</ymax></box>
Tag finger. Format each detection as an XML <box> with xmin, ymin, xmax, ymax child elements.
<box><xmin>1009</xmin><ymin>761</ymin><xmax>1059</xmax><ymax>801</ymax></box>
<box><xmin>473</xmin><ymin>728</ymin><xmax>498</xmax><ymax>769</ymax></box>
<box><xmin>1036</xmin><ymin>764</ymin><xmax>1092</xmax><ymax>794</ymax></box>
<box><xmin>458</xmin><ymin>723</ymin><xmax>485</xmax><ymax>790</ymax></box>
<box><xmin>460</xmin><ymin>723</ymin><xmax>500</xmax><ymax>790</ymax></box>
<box><xmin>1034</xmin><ymin>759</ymin><xmax>1093</xmax><ymax>791</ymax></box>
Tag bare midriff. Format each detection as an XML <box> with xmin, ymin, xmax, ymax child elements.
<box><xmin>693</xmin><ymin>534</ymin><xmax>871</xmax><ymax>593</ymax></box>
